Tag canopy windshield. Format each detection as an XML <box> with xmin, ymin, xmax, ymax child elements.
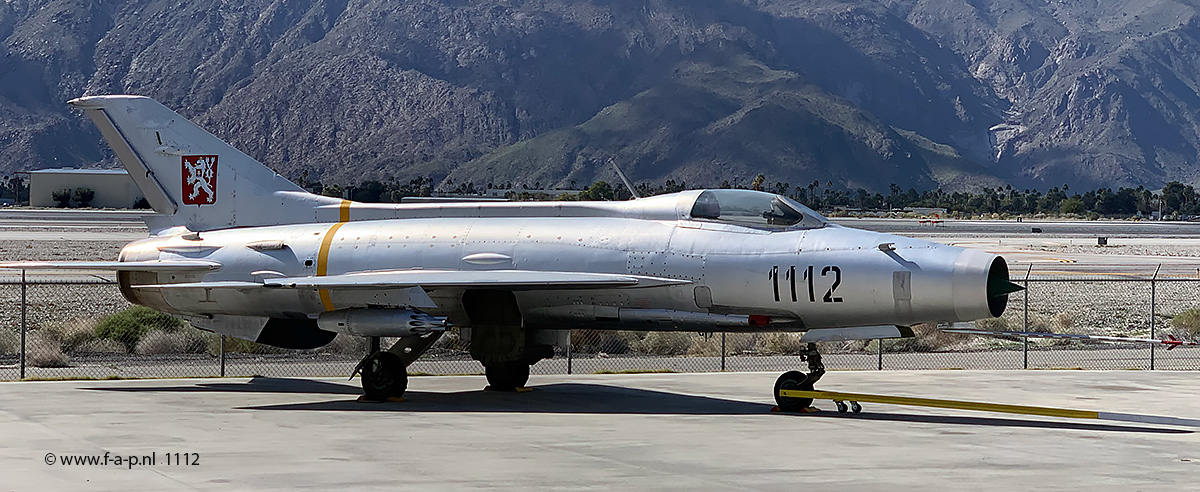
<box><xmin>689</xmin><ymin>190</ymin><xmax>826</xmax><ymax>229</ymax></box>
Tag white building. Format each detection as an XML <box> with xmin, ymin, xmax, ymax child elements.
<box><xmin>29</xmin><ymin>168</ymin><xmax>144</xmax><ymax>209</ymax></box>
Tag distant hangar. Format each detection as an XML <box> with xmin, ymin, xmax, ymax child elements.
<box><xmin>28</xmin><ymin>168</ymin><xmax>143</xmax><ymax>209</ymax></box>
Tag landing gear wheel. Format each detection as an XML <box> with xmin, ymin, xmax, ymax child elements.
<box><xmin>360</xmin><ymin>351</ymin><xmax>407</xmax><ymax>401</ymax></box>
<box><xmin>773</xmin><ymin>370</ymin><xmax>814</xmax><ymax>412</ymax></box>
<box><xmin>850</xmin><ymin>401</ymin><xmax>862</xmax><ymax>414</ymax></box>
<box><xmin>485</xmin><ymin>361</ymin><xmax>530</xmax><ymax>391</ymax></box>
<box><xmin>835</xmin><ymin>401</ymin><xmax>848</xmax><ymax>413</ymax></box>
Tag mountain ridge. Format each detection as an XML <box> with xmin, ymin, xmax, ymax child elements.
<box><xmin>2</xmin><ymin>0</ymin><xmax>1199</xmax><ymax>193</ymax></box>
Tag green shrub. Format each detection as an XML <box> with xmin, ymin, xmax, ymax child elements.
<box><xmin>1171</xmin><ymin>308</ymin><xmax>1200</xmax><ymax>340</ymax></box>
<box><xmin>73</xmin><ymin>187</ymin><xmax>94</xmax><ymax>208</ymax></box>
<box><xmin>95</xmin><ymin>306</ymin><xmax>185</xmax><ymax>352</ymax></box>
<box><xmin>51</xmin><ymin>189</ymin><xmax>71</xmax><ymax>207</ymax></box>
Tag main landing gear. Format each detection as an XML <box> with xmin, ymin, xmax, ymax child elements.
<box><xmin>356</xmin><ymin>333</ymin><xmax>444</xmax><ymax>402</ymax></box>
<box><xmin>483</xmin><ymin>361</ymin><xmax>531</xmax><ymax>392</ymax></box>
<box><xmin>773</xmin><ymin>342</ymin><xmax>828</xmax><ymax>413</ymax></box>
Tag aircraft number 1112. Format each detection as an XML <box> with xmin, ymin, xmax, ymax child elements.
<box><xmin>768</xmin><ymin>265</ymin><xmax>843</xmax><ymax>303</ymax></box>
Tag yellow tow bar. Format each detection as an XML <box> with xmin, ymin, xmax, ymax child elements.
<box><xmin>778</xmin><ymin>389</ymin><xmax>1200</xmax><ymax>428</ymax></box>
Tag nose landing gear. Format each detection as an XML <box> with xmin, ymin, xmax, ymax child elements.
<box><xmin>355</xmin><ymin>333</ymin><xmax>444</xmax><ymax>402</ymax></box>
<box><xmin>773</xmin><ymin>342</ymin><xmax>826</xmax><ymax>413</ymax></box>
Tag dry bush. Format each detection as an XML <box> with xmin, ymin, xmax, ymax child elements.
<box><xmin>1052</xmin><ymin>311</ymin><xmax>1075</xmax><ymax>332</ymax></box>
<box><xmin>763</xmin><ymin>332</ymin><xmax>805</xmax><ymax>354</ymax></box>
<box><xmin>888</xmin><ymin>323</ymin><xmax>970</xmax><ymax>352</ymax></box>
<box><xmin>0</xmin><ymin>329</ymin><xmax>18</xmax><ymax>355</ymax></box>
<box><xmin>27</xmin><ymin>332</ymin><xmax>71</xmax><ymax>368</ymax></box>
<box><xmin>686</xmin><ymin>336</ymin><xmax>719</xmax><ymax>356</ymax></box>
<box><xmin>631</xmin><ymin>332</ymin><xmax>692</xmax><ymax>355</ymax></box>
<box><xmin>1171</xmin><ymin>308</ymin><xmax>1200</xmax><ymax>340</ymax></box>
<box><xmin>974</xmin><ymin>317</ymin><xmax>1009</xmax><ymax>331</ymax></box>
<box><xmin>1027</xmin><ymin>314</ymin><xmax>1053</xmax><ymax>333</ymax></box>
<box><xmin>723</xmin><ymin>333</ymin><xmax>761</xmax><ymax>354</ymax></box>
<box><xmin>597</xmin><ymin>331</ymin><xmax>635</xmax><ymax>354</ymax></box>
<box><xmin>74</xmin><ymin>338</ymin><xmax>127</xmax><ymax>354</ymax></box>
<box><xmin>430</xmin><ymin>327</ymin><xmax>470</xmax><ymax>351</ymax></box>
<box><xmin>208</xmin><ymin>335</ymin><xmax>288</xmax><ymax>354</ymax></box>
<box><xmin>322</xmin><ymin>334</ymin><xmax>368</xmax><ymax>355</ymax></box>
<box><xmin>41</xmin><ymin>318</ymin><xmax>99</xmax><ymax>352</ymax></box>
<box><xmin>572</xmin><ymin>330</ymin><xmax>638</xmax><ymax>354</ymax></box>
<box><xmin>135</xmin><ymin>330</ymin><xmax>207</xmax><ymax>355</ymax></box>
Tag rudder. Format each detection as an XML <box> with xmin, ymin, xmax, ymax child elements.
<box><xmin>69</xmin><ymin>95</ymin><xmax>342</xmax><ymax>232</ymax></box>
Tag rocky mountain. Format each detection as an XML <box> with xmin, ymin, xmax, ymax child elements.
<box><xmin>2</xmin><ymin>0</ymin><xmax>1200</xmax><ymax>192</ymax></box>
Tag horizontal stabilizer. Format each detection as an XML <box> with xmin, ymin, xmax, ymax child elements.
<box><xmin>0</xmin><ymin>260</ymin><xmax>221</xmax><ymax>272</ymax></box>
<box><xmin>132</xmin><ymin>269</ymin><xmax>691</xmax><ymax>291</ymax></box>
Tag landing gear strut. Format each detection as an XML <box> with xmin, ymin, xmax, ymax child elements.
<box><xmin>774</xmin><ymin>342</ymin><xmax>826</xmax><ymax>412</ymax></box>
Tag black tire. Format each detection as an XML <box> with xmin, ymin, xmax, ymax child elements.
<box><xmin>773</xmin><ymin>370</ymin><xmax>814</xmax><ymax>412</ymax></box>
<box><xmin>361</xmin><ymin>351</ymin><xmax>408</xmax><ymax>401</ymax></box>
<box><xmin>485</xmin><ymin>361</ymin><xmax>531</xmax><ymax>391</ymax></box>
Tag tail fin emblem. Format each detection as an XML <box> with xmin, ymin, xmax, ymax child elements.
<box><xmin>182</xmin><ymin>155</ymin><xmax>218</xmax><ymax>205</ymax></box>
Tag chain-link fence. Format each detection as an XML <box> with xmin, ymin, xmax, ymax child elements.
<box><xmin>3</xmin><ymin>268</ymin><xmax>1200</xmax><ymax>381</ymax></box>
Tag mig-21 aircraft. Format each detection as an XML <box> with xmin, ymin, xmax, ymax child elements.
<box><xmin>2</xmin><ymin>96</ymin><xmax>1023</xmax><ymax>410</ymax></box>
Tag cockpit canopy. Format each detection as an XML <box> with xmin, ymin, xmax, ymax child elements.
<box><xmin>689</xmin><ymin>189</ymin><xmax>826</xmax><ymax>230</ymax></box>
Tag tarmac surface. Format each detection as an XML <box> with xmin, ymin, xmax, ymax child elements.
<box><xmin>3</xmin><ymin>371</ymin><xmax>1200</xmax><ymax>491</ymax></box>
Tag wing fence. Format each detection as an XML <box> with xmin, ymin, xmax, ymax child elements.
<box><xmin>3</xmin><ymin>266</ymin><xmax>1200</xmax><ymax>382</ymax></box>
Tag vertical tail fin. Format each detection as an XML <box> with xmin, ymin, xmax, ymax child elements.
<box><xmin>69</xmin><ymin>95</ymin><xmax>343</xmax><ymax>232</ymax></box>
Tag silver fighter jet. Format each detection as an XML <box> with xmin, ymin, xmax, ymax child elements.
<box><xmin>3</xmin><ymin>96</ymin><xmax>1022</xmax><ymax>410</ymax></box>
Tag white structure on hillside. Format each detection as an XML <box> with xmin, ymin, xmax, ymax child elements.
<box><xmin>29</xmin><ymin>168</ymin><xmax>144</xmax><ymax>209</ymax></box>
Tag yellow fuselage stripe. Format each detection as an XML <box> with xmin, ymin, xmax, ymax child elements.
<box><xmin>779</xmin><ymin>389</ymin><xmax>1100</xmax><ymax>420</ymax></box>
<box><xmin>317</xmin><ymin>221</ymin><xmax>347</xmax><ymax>311</ymax></box>
<box><xmin>339</xmin><ymin>200</ymin><xmax>351</xmax><ymax>222</ymax></box>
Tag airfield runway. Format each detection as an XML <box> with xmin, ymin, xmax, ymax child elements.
<box><xmin>2</xmin><ymin>371</ymin><xmax>1199</xmax><ymax>491</ymax></box>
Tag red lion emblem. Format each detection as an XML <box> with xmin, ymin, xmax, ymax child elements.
<box><xmin>181</xmin><ymin>155</ymin><xmax>218</xmax><ymax>205</ymax></box>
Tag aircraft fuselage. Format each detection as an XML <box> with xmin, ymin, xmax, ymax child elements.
<box><xmin>118</xmin><ymin>215</ymin><xmax>1003</xmax><ymax>333</ymax></box>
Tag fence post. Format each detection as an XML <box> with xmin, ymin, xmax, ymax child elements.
<box><xmin>566</xmin><ymin>331</ymin><xmax>572</xmax><ymax>375</ymax></box>
<box><xmin>1151</xmin><ymin>264</ymin><xmax>1160</xmax><ymax>370</ymax></box>
<box><xmin>19</xmin><ymin>269</ymin><xmax>26</xmax><ymax>380</ymax></box>
<box><xmin>220</xmin><ymin>335</ymin><xmax>226</xmax><ymax>377</ymax></box>
<box><xmin>1023</xmin><ymin>265</ymin><xmax>1031</xmax><ymax>332</ymax></box>
<box><xmin>720</xmin><ymin>333</ymin><xmax>726</xmax><ymax>372</ymax></box>
<box><xmin>1023</xmin><ymin>336</ymin><xmax>1028</xmax><ymax>370</ymax></box>
<box><xmin>877</xmin><ymin>338</ymin><xmax>883</xmax><ymax>370</ymax></box>
<box><xmin>1023</xmin><ymin>265</ymin><xmax>1030</xmax><ymax>369</ymax></box>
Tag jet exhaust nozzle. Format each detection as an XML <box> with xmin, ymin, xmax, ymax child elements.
<box><xmin>317</xmin><ymin>308</ymin><xmax>449</xmax><ymax>338</ymax></box>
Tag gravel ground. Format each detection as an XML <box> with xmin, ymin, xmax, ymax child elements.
<box><xmin>0</xmin><ymin>239</ymin><xmax>127</xmax><ymax>262</ymax></box>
